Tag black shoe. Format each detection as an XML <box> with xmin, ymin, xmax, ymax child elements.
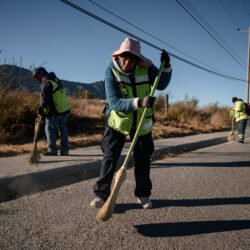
<box><xmin>43</xmin><ymin>151</ymin><xmax>57</xmax><ymax>156</ymax></box>
<box><xmin>60</xmin><ymin>151</ymin><xmax>69</xmax><ymax>156</ymax></box>
<box><xmin>238</xmin><ymin>140</ymin><xmax>244</xmax><ymax>144</ymax></box>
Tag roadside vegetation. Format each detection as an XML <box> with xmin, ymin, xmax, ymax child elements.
<box><xmin>0</xmin><ymin>91</ymin><xmax>231</xmax><ymax>156</ymax></box>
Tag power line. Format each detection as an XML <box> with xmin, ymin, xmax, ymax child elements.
<box><xmin>95</xmin><ymin>0</ymin><xmax>149</xmax><ymax>30</ymax></box>
<box><xmin>180</xmin><ymin>0</ymin><xmax>246</xmax><ymax>65</ymax></box>
<box><xmin>89</xmin><ymin>0</ymin><xmax>228</xmax><ymax>75</ymax></box>
<box><xmin>217</xmin><ymin>0</ymin><xmax>240</xmax><ymax>29</ymax></box>
<box><xmin>176</xmin><ymin>0</ymin><xmax>246</xmax><ymax>69</ymax></box>
<box><xmin>242</xmin><ymin>0</ymin><xmax>250</xmax><ymax>16</ymax></box>
<box><xmin>217</xmin><ymin>0</ymin><xmax>247</xmax><ymax>45</ymax></box>
<box><xmin>60</xmin><ymin>0</ymin><xmax>245</xmax><ymax>82</ymax></box>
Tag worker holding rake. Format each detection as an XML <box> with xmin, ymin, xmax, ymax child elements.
<box><xmin>90</xmin><ymin>37</ymin><xmax>172</xmax><ymax>209</ymax></box>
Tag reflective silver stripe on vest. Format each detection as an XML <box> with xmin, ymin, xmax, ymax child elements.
<box><xmin>142</xmin><ymin>119</ymin><xmax>153</xmax><ymax>131</ymax></box>
<box><xmin>114</xmin><ymin>74</ymin><xmax>131</xmax><ymax>83</ymax></box>
<box><xmin>135</xmin><ymin>75</ymin><xmax>149</xmax><ymax>83</ymax></box>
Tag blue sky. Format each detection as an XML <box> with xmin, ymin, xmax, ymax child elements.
<box><xmin>1</xmin><ymin>0</ymin><xmax>249</xmax><ymax>107</ymax></box>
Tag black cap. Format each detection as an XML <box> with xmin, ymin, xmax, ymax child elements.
<box><xmin>232</xmin><ymin>97</ymin><xmax>238</xmax><ymax>103</ymax></box>
<box><xmin>32</xmin><ymin>67</ymin><xmax>47</xmax><ymax>79</ymax></box>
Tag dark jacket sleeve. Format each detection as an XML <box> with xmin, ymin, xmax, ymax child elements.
<box><xmin>39</xmin><ymin>81</ymin><xmax>53</xmax><ymax>109</ymax></box>
<box><xmin>148</xmin><ymin>64</ymin><xmax>172</xmax><ymax>90</ymax></box>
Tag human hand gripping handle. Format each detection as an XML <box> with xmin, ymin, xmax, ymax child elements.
<box><xmin>161</xmin><ymin>49</ymin><xmax>170</xmax><ymax>67</ymax></box>
<box><xmin>138</xmin><ymin>96</ymin><xmax>156</xmax><ymax>108</ymax></box>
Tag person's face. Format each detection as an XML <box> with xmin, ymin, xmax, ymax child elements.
<box><xmin>118</xmin><ymin>52</ymin><xmax>138</xmax><ymax>72</ymax></box>
<box><xmin>35</xmin><ymin>73</ymin><xmax>43</xmax><ymax>82</ymax></box>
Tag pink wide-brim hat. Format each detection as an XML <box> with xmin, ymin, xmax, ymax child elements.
<box><xmin>112</xmin><ymin>37</ymin><xmax>152</xmax><ymax>66</ymax></box>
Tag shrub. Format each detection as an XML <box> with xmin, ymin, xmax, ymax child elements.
<box><xmin>0</xmin><ymin>91</ymin><xmax>38</xmax><ymax>143</ymax></box>
<box><xmin>0</xmin><ymin>91</ymin><xmax>231</xmax><ymax>145</ymax></box>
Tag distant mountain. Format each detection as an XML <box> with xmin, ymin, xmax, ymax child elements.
<box><xmin>0</xmin><ymin>64</ymin><xmax>106</xmax><ymax>99</ymax></box>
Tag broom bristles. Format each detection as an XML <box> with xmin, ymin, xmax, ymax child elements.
<box><xmin>28</xmin><ymin>144</ymin><xmax>40</xmax><ymax>164</ymax></box>
<box><xmin>227</xmin><ymin>131</ymin><xmax>236</xmax><ymax>141</ymax></box>
<box><xmin>28</xmin><ymin>115</ymin><xmax>42</xmax><ymax>165</ymax></box>
<box><xmin>28</xmin><ymin>151</ymin><xmax>40</xmax><ymax>164</ymax></box>
<box><xmin>96</xmin><ymin>165</ymin><xmax>127</xmax><ymax>221</ymax></box>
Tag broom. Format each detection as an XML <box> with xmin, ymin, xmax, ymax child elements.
<box><xmin>96</xmin><ymin>61</ymin><xmax>166</xmax><ymax>222</ymax></box>
<box><xmin>29</xmin><ymin>114</ymin><xmax>43</xmax><ymax>164</ymax></box>
<box><xmin>227</xmin><ymin>118</ymin><xmax>236</xmax><ymax>141</ymax></box>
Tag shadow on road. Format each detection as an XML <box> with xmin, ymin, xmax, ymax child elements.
<box><xmin>151</xmin><ymin>161</ymin><xmax>250</xmax><ymax>168</ymax></box>
<box><xmin>134</xmin><ymin>220</ymin><xmax>250</xmax><ymax>237</ymax></box>
<box><xmin>114</xmin><ymin>197</ymin><xmax>250</xmax><ymax>214</ymax></box>
<box><xmin>152</xmin><ymin>197</ymin><xmax>250</xmax><ymax>208</ymax></box>
<box><xmin>0</xmin><ymin>161</ymin><xmax>102</xmax><ymax>203</ymax></box>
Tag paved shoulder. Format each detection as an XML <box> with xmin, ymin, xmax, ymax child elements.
<box><xmin>0</xmin><ymin>132</ymin><xmax>249</xmax><ymax>249</ymax></box>
<box><xmin>0</xmin><ymin>131</ymin><xmax>227</xmax><ymax>201</ymax></box>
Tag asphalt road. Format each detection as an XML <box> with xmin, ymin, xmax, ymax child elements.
<box><xmin>1</xmin><ymin>136</ymin><xmax>250</xmax><ymax>249</ymax></box>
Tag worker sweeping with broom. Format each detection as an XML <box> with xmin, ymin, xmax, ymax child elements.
<box><xmin>32</xmin><ymin>67</ymin><xmax>71</xmax><ymax>156</ymax></box>
<box><xmin>230</xmin><ymin>97</ymin><xmax>249</xmax><ymax>143</ymax></box>
<box><xmin>90</xmin><ymin>37</ymin><xmax>172</xmax><ymax>210</ymax></box>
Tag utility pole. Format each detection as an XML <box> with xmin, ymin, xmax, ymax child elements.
<box><xmin>238</xmin><ymin>27</ymin><xmax>250</xmax><ymax>103</ymax></box>
<box><xmin>247</xmin><ymin>27</ymin><xmax>250</xmax><ymax>103</ymax></box>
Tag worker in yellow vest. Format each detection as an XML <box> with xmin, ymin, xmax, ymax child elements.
<box><xmin>32</xmin><ymin>67</ymin><xmax>71</xmax><ymax>155</ymax></box>
<box><xmin>230</xmin><ymin>97</ymin><xmax>248</xmax><ymax>143</ymax></box>
<box><xmin>90</xmin><ymin>37</ymin><xmax>172</xmax><ymax>209</ymax></box>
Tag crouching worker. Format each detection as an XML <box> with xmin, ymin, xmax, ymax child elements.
<box><xmin>90</xmin><ymin>37</ymin><xmax>172</xmax><ymax>209</ymax></box>
<box><xmin>230</xmin><ymin>97</ymin><xmax>248</xmax><ymax>143</ymax></box>
<box><xmin>32</xmin><ymin>67</ymin><xmax>71</xmax><ymax>156</ymax></box>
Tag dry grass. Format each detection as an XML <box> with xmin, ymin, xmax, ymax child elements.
<box><xmin>154</xmin><ymin>96</ymin><xmax>230</xmax><ymax>133</ymax></box>
<box><xmin>0</xmin><ymin>92</ymin><xmax>231</xmax><ymax>156</ymax></box>
<box><xmin>0</xmin><ymin>91</ymin><xmax>38</xmax><ymax>143</ymax></box>
<box><xmin>69</xmin><ymin>98</ymin><xmax>106</xmax><ymax>119</ymax></box>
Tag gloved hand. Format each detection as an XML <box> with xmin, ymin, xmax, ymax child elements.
<box><xmin>138</xmin><ymin>96</ymin><xmax>156</xmax><ymax>108</ymax></box>
<box><xmin>160</xmin><ymin>49</ymin><xmax>170</xmax><ymax>67</ymax></box>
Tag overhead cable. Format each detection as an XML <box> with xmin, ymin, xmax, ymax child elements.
<box><xmin>176</xmin><ymin>0</ymin><xmax>246</xmax><ymax>69</ymax></box>
<box><xmin>242</xmin><ymin>0</ymin><xmax>250</xmax><ymax>16</ymax></box>
<box><xmin>60</xmin><ymin>0</ymin><xmax>245</xmax><ymax>82</ymax></box>
<box><xmin>184</xmin><ymin>0</ymin><xmax>245</xmax><ymax>64</ymax></box>
<box><xmin>89</xmin><ymin>0</ymin><xmax>228</xmax><ymax>75</ymax></box>
<box><xmin>178</xmin><ymin>0</ymin><xmax>246</xmax><ymax>66</ymax></box>
<box><xmin>217</xmin><ymin>0</ymin><xmax>247</xmax><ymax>44</ymax></box>
<box><xmin>217</xmin><ymin>0</ymin><xmax>240</xmax><ymax>29</ymax></box>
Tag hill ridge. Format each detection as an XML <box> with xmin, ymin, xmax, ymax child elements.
<box><xmin>0</xmin><ymin>64</ymin><xmax>105</xmax><ymax>99</ymax></box>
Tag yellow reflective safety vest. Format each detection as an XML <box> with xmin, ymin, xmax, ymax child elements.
<box><xmin>108</xmin><ymin>66</ymin><xmax>153</xmax><ymax>136</ymax></box>
<box><xmin>44</xmin><ymin>79</ymin><xmax>71</xmax><ymax>115</ymax></box>
<box><xmin>230</xmin><ymin>100</ymin><xmax>248</xmax><ymax>122</ymax></box>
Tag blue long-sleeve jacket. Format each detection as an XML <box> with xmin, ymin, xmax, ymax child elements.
<box><xmin>104</xmin><ymin>59</ymin><xmax>172</xmax><ymax>113</ymax></box>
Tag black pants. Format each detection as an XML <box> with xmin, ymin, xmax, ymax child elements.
<box><xmin>236</xmin><ymin>119</ymin><xmax>247</xmax><ymax>141</ymax></box>
<box><xmin>93</xmin><ymin>126</ymin><xmax>154</xmax><ymax>200</ymax></box>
